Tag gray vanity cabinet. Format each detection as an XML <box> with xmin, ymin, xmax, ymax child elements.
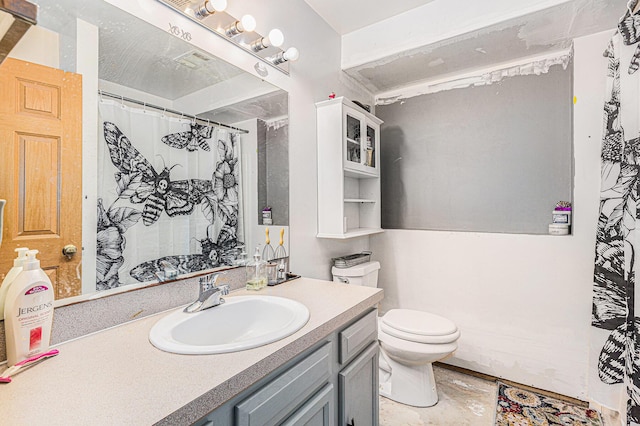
<box><xmin>194</xmin><ymin>308</ymin><xmax>378</xmax><ymax>426</ymax></box>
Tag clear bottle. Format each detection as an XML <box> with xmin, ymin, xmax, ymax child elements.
<box><xmin>245</xmin><ymin>247</ymin><xmax>267</xmax><ymax>290</ymax></box>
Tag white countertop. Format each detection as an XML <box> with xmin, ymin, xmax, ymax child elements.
<box><xmin>0</xmin><ymin>278</ymin><xmax>383</xmax><ymax>425</ymax></box>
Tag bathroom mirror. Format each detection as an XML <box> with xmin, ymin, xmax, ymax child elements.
<box><xmin>0</xmin><ymin>0</ymin><xmax>289</xmax><ymax>303</ymax></box>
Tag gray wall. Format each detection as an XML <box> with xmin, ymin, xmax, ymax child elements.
<box><xmin>257</xmin><ymin>119</ymin><xmax>289</xmax><ymax>226</ymax></box>
<box><xmin>266</xmin><ymin>122</ymin><xmax>289</xmax><ymax>226</ymax></box>
<box><xmin>377</xmin><ymin>63</ymin><xmax>573</xmax><ymax>234</ymax></box>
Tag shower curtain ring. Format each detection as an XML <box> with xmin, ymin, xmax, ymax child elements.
<box><xmin>143</xmin><ymin>102</ymin><xmax>146</xmax><ymax>113</ymax></box>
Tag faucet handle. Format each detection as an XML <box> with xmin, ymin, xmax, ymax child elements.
<box><xmin>218</xmin><ymin>284</ymin><xmax>230</xmax><ymax>296</ymax></box>
<box><xmin>209</xmin><ymin>271</ymin><xmax>227</xmax><ymax>284</ymax></box>
<box><xmin>199</xmin><ymin>272</ymin><xmax>227</xmax><ymax>292</ymax></box>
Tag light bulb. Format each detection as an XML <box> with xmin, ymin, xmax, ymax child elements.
<box><xmin>225</xmin><ymin>14</ymin><xmax>257</xmax><ymax>37</ymax></box>
<box><xmin>194</xmin><ymin>0</ymin><xmax>226</xmax><ymax>18</ymax></box>
<box><xmin>251</xmin><ymin>29</ymin><xmax>285</xmax><ymax>51</ymax></box>
<box><xmin>283</xmin><ymin>47</ymin><xmax>299</xmax><ymax>62</ymax></box>
<box><xmin>209</xmin><ymin>0</ymin><xmax>227</xmax><ymax>12</ymax></box>
<box><xmin>266</xmin><ymin>29</ymin><xmax>284</xmax><ymax>48</ymax></box>
<box><xmin>271</xmin><ymin>47</ymin><xmax>300</xmax><ymax>65</ymax></box>
<box><xmin>240</xmin><ymin>15</ymin><xmax>256</xmax><ymax>32</ymax></box>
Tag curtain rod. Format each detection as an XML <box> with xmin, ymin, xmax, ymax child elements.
<box><xmin>98</xmin><ymin>90</ymin><xmax>249</xmax><ymax>134</ymax></box>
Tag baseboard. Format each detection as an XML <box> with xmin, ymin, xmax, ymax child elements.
<box><xmin>434</xmin><ymin>362</ymin><xmax>588</xmax><ymax>408</ymax></box>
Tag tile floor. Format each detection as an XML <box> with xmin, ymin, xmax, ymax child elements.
<box><xmin>379</xmin><ymin>365</ymin><xmax>619</xmax><ymax>426</ymax></box>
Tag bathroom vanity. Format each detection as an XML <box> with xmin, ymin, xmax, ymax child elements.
<box><xmin>0</xmin><ymin>278</ymin><xmax>382</xmax><ymax>425</ymax></box>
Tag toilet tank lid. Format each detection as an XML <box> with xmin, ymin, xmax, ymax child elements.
<box><xmin>331</xmin><ymin>261</ymin><xmax>380</xmax><ymax>277</ymax></box>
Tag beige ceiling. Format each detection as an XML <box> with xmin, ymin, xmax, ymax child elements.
<box><xmin>303</xmin><ymin>0</ymin><xmax>435</xmax><ymax>35</ymax></box>
<box><xmin>345</xmin><ymin>0</ymin><xmax>627</xmax><ymax>95</ymax></box>
<box><xmin>307</xmin><ymin>0</ymin><xmax>629</xmax><ymax>96</ymax></box>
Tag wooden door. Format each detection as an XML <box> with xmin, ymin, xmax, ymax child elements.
<box><xmin>0</xmin><ymin>58</ymin><xmax>82</xmax><ymax>299</ymax></box>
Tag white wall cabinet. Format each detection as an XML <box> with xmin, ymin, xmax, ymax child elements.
<box><xmin>316</xmin><ymin>97</ymin><xmax>383</xmax><ymax>239</ymax></box>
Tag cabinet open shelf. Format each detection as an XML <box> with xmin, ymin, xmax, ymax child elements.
<box><xmin>317</xmin><ymin>227</ymin><xmax>384</xmax><ymax>239</ymax></box>
<box><xmin>344</xmin><ymin>198</ymin><xmax>376</xmax><ymax>203</ymax></box>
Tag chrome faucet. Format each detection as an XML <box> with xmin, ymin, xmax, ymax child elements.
<box><xmin>184</xmin><ymin>272</ymin><xmax>229</xmax><ymax>313</ymax></box>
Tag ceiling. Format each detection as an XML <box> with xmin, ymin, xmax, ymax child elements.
<box><xmin>307</xmin><ymin>0</ymin><xmax>628</xmax><ymax>97</ymax></box>
<box><xmin>303</xmin><ymin>0</ymin><xmax>435</xmax><ymax>35</ymax></box>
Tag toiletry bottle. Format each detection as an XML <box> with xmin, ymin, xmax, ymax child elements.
<box><xmin>245</xmin><ymin>247</ymin><xmax>267</xmax><ymax>290</ymax></box>
<box><xmin>0</xmin><ymin>247</ymin><xmax>30</xmax><ymax>320</ymax></box>
<box><xmin>4</xmin><ymin>250</ymin><xmax>55</xmax><ymax>367</ymax></box>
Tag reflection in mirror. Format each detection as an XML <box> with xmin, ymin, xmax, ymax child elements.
<box><xmin>0</xmin><ymin>0</ymin><xmax>288</xmax><ymax>304</ymax></box>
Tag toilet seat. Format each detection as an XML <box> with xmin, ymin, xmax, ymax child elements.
<box><xmin>380</xmin><ymin>309</ymin><xmax>460</xmax><ymax>344</ymax></box>
<box><xmin>378</xmin><ymin>328</ymin><xmax>459</xmax><ymax>366</ymax></box>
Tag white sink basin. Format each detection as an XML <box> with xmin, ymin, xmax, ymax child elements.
<box><xmin>149</xmin><ymin>295</ymin><xmax>310</xmax><ymax>355</ymax></box>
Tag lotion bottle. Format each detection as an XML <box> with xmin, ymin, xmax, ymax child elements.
<box><xmin>0</xmin><ymin>247</ymin><xmax>29</xmax><ymax>320</ymax></box>
<box><xmin>4</xmin><ymin>249</ymin><xmax>54</xmax><ymax>367</ymax></box>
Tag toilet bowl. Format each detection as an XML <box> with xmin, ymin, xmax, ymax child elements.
<box><xmin>378</xmin><ymin>309</ymin><xmax>459</xmax><ymax>407</ymax></box>
<box><xmin>332</xmin><ymin>261</ymin><xmax>460</xmax><ymax>408</ymax></box>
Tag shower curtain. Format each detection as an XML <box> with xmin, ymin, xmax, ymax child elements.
<box><xmin>96</xmin><ymin>100</ymin><xmax>243</xmax><ymax>290</ymax></box>
<box><xmin>592</xmin><ymin>2</ymin><xmax>640</xmax><ymax>424</ymax></box>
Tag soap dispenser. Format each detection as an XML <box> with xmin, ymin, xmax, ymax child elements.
<box><xmin>4</xmin><ymin>249</ymin><xmax>54</xmax><ymax>367</ymax></box>
<box><xmin>245</xmin><ymin>246</ymin><xmax>267</xmax><ymax>290</ymax></box>
<box><xmin>0</xmin><ymin>247</ymin><xmax>30</xmax><ymax>320</ymax></box>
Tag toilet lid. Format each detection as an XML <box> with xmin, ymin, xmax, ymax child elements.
<box><xmin>381</xmin><ymin>309</ymin><xmax>458</xmax><ymax>336</ymax></box>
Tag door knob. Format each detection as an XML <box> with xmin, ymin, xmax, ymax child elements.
<box><xmin>62</xmin><ymin>244</ymin><xmax>78</xmax><ymax>259</ymax></box>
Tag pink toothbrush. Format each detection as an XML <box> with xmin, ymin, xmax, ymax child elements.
<box><xmin>0</xmin><ymin>349</ymin><xmax>59</xmax><ymax>383</ymax></box>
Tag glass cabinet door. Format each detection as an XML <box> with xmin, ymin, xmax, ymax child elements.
<box><xmin>365</xmin><ymin>125</ymin><xmax>376</xmax><ymax>168</ymax></box>
<box><xmin>345</xmin><ymin>112</ymin><xmax>362</xmax><ymax>166</ymax></box>
<box><xmin>343</xmin><ymin>105</ymin><xmax>379</xmax><ymax>177</ymax></box>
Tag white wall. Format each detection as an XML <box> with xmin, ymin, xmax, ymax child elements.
<box><xmin>370</xmin><ymin>30</ymin><xmax>611</xmax><ymax>400</ymax></box>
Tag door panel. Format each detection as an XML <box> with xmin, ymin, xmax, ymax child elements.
<box><xmin>0</xmin><ymin>58</ymin><xmax>82</xmax><ymax>299</ymax></box>
<box><xmin>339</xmin><ymin>342</ymin><xmax>379</xmax><ymax>426</ymax></box>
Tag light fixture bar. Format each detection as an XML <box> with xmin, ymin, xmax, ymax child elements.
<box><xmin>156</xmin><ymin>0</ymin><xmax>294</xmax><ymax>75</ymax></box>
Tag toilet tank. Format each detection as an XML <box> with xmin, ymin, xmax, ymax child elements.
<box><xmin>331</xmin><ymin>261</ymin><xmax>380</xmax><ymax>287</ymax></box>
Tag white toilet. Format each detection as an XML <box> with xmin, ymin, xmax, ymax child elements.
<box><xmin>332</xmin><ymin>261</ymin><xmax>460</xmax><ymax>407</ymax></box>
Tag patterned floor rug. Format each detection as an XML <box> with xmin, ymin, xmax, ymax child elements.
<box><xmin>495</xmin><ymin>382</ymin><xmax>602</xmax><ymax>425</ymax></box>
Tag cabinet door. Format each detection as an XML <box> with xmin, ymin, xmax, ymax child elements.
<box><xmin>235</xmin><ymin>343</ymin><xmax>331</xmax><ymax>426</ymax></box>
<box><xmin>339</xmin><ymin>343</ymin><xmax>379</xmax><ymax>426</ymax></box>
<box><xmin>365</xmin><ymin>122</ymin><xmax>377</xmax><ymax>170</ymax></box>
<box><xmin>281</xmin><ymin>383</ymin><xmax>334</xmax><ymax>426</ymax></box>
<box><xmin>343</xmin><ymin>106</ymin><xmax>379</xmax><ymax>177</ymax></box>
<box><xmin>344</xmin><ymin>108</ymin><xmax>364</xmax><ymax>172</ymax></box>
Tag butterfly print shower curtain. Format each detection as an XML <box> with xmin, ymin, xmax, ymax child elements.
<box><xmin>96</xmin><ymin>100</ymin><xmax>243</xmax><ymax>290</ymax></box>
<box><xmin>592</xmin><ymin>3</ymin><xmax>640</xmax><ymax>424</ymax></box>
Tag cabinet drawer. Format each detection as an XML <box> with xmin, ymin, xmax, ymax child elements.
<box><xmin>235</xmin><ymin>342</ymin><xmax>331</xmax><ymax>426</ymax></box>
<box><xmin>340</xmin><ymin>309</ymin><xmax>377</xmax><ymax>364</ymax></box>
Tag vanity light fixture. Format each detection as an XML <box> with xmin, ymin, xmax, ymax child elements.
<box><xmin>193</xmin><ymin>0</ymin><xmax>227</xmax><ymax>19</ymax></box>
<box><xmin>270</xmin><ymin>47</ymin><xmax>299</xmax><ymax>65</ymax></box>
<box><xmin>224</xmin><ymin>14</ymin><xmax>256</xmax><ymax>37</ymax></box>
<box><xmin>251</xmin><ymin>28</ymin><xmax>284</xmax><ymax>52</ymax></box>
<box><xmin>157</xmin><ymin>0</ymin><xmax>297</xmax><ymax>74</ymax></box>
